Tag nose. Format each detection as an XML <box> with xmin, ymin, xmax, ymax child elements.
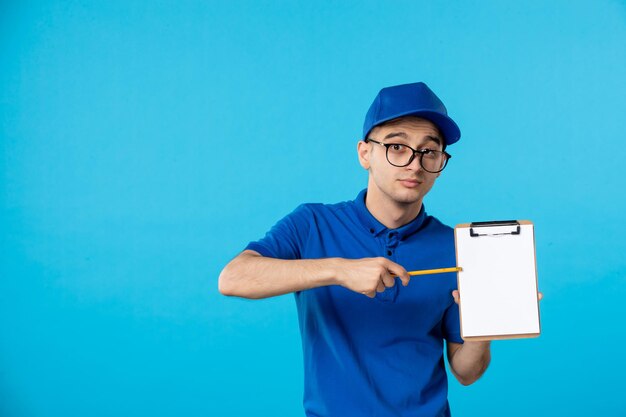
<box><xmin>405</xmin><ymin>152</ymin><xmax>423</xmax><ymax>171</ymax></box>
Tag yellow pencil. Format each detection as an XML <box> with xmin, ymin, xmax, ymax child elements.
<box><xmin>408</xmin><ymin>267</ymin><xmax>462</xmax><ymax>276</ymax></box>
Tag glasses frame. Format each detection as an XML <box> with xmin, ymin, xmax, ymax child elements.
<box><xmin>365</xmin><ymin>138</ymin><xmax>451</xmax><ymax>173</ymax></box>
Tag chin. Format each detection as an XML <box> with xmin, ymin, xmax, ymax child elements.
<box><xmin>392</xmin><ymin>189</ymin><xmax>423</xmax><ymax>205</ymax></box>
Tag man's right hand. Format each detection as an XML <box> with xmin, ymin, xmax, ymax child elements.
<box><xmin>332</xmin><ymin>257</ymin><xmax>411</xmax><ymax>298</ymax></box>
<box><xmin>220</xmin><ymin>252</ymin><xmax>411</xmax><ymax>300</ymax></box>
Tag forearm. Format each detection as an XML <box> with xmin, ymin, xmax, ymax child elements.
<box><xmin>218</xmin><ymin>251</ymin><xmax>339</xmax><ymax>299</ymax></box>
<box><xmin>449</xmin><ymin>341</ymin><xmax>491</xmax><ymax>386</ymax></box>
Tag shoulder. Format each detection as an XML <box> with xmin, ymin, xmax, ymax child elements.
<box><xmin>425</xmin><ymin>213</ymin><xmax>454</xmax><ymax>234</ymax></box>
<box><xmin>419</xmin><ymin>213</ymin><xmax>456</xmax><ymax>246</ymax></box>
<box><xmin>280</xmin><ymin>198</ymin><xmax>356</xmax><ymax>234</ymax></box>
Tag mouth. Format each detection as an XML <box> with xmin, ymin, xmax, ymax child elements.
<box><xmin>398</xmin><ymin>179</ymin><xmax>422</xmax><ymax>188</ymax></box>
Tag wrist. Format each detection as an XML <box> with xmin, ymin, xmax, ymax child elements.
<box><xmin>324</xmin><ymin>258</ymin><xmax>343</xmax><ymax>286</ymax></box>
<box><xmin>464</xmin><ymin>340</ymin><xmax>491</xmax><ymax>348</ymax></box>
<box><xmin>457</xmin><ymin>340</ymin><xmax>491</xmax><ymax>358</ymax></box>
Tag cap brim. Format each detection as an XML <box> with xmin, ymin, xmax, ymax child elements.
<box><xmin>366</xmin><ymin>109</ymin><xmax>461</xmax><ymax>145</ymax></box>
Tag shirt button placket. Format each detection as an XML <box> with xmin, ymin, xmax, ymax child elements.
<box><xmin>378</xmin><ymin>232</ymin><xmax>399</xmax><ymax>302</ymax></box>
<box><xmin>386</xmin><ymin>232</ymin><xmax>398</xmax><ymax>257</ymax></box>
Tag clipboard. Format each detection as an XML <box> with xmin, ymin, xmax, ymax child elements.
<box><xmin>454</xmin><ymin>220</ymin><xmax>541</xmax><ymax>341</ymax></box>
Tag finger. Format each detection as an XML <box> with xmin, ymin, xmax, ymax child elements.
<box><xmin>451</xmin><ymin>290</ymin><xmax>460</xmax><ymax>305</ymax></box>
<box><xmin>538</xmin><ymin>292</ymin><xmax>543</xmax><ymax>301</ymax></box>
<box><xmin>385</xmin><ymin>260</ymin><xmax>410</xmax><ymax>286</ymax></box>
<box><xmin>363</xmin><ymin>290</ymin><xmax>376</xmax><ymax>298</ymax></box>
<box><xmin>382</xmin><ymin>275</ymin><xmax>396</xmax><ymax>288</ymax></box>
<box><xmin>376</xmin><ymin>282</ymin><xmax>386</xmax><ymax>293</ymax></box>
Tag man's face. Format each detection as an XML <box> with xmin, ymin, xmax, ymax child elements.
<box><xmin>358</xmin><ymin>116</ymin><xmax>444</xmax><ymax>206</ymax></box>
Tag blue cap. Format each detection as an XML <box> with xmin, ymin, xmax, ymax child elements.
<box><xmin>363</xmin><ymin>82</ymin><xmax>461</xmax><ymax>145</ymax></box>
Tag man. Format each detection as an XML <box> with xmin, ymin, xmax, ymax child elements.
<box><xmin>220</xmin><ymin>82</ymin><xmax>498</xmax><ymax>416</ymax></box>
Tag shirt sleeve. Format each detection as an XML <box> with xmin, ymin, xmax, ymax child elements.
<box><xmin>244</xmin><ymin>204</ymin><xmax>312</xmax><ymax>260</ymax></box>
<box><xmin>442</xmin><ymin>301</ymin><xmax>464</xmax><ymax>344</ymax></box>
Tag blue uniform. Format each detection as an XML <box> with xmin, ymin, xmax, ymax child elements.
<box><xmin>245</xmin><ymin>189</ymin><xmax>463</xmax><ymax>417</ymax></box>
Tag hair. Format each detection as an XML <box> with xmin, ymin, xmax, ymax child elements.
<box><xmin>366</xmin><ymin>116</ymin><xmax>447</xmax><ymax>152</ymax></box>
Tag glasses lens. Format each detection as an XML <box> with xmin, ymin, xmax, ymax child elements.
<box><xmin>421</xmin><ymin>150</ymin><xmax>447</xmax><ymax>173</ymax></box>
<box><xmin>386</xmin><ymin>144</ymin><xmax>413</xmax><ymax>166</ymax></box>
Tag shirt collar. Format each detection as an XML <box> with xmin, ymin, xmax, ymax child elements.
<box><xmin>352</xmin><ymin>188</ymin><xmax>428</xmax><ymax>240</ymax></box>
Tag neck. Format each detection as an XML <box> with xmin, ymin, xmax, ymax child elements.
<box><xmin>365</xmin><ymin>184</ymin><xmax>423</xmax><ymax>230</ymax></box>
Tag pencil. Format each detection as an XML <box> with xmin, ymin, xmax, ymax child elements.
<box><xmin>407</xmin><ymin>267</ymin><xmax>462</xmax><ymax>276</ymax></box>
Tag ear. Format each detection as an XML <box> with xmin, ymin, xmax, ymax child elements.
<box><xmin>357</xmin><ymin>140</ymin><xmax>371</xmax><ymax>170</ymax></box>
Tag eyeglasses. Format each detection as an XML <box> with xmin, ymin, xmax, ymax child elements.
<box><xmin>365</xmin><ymin>138</ymin><xmax>451</xmax><ymax>173</ymax></box>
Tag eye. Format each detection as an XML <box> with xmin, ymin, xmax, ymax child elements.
<box><xmin>389</xmin><ymin>144</ymin><xmax>408</xmax><ymax>153</ymax></box>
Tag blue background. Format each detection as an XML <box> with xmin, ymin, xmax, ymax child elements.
<box><xmin>2</xmin><ymin>1</ymin><xmax>625</xmax><ymax>416</ymax></box>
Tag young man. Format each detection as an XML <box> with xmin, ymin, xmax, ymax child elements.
<box><xmin>219</xmin><ymin>82</ymin><xmax>491</xmax><ymax>416</ymax></box>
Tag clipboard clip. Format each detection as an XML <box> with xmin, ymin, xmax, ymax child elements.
<box><xmin>470</xmin><ymin>220</ymin><xmax>521</xmax><ymax>237</ymax></box>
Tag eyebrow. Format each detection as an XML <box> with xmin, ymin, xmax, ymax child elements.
<box><xmin>383</xmin><ymin>132</ymin><xmax>442</xmax><ymax>147</ymax></box>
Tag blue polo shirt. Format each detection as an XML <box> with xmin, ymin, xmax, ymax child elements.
<box><xmin>245</xmin><ymin>189</ymin><xmax>463</xmax><ymax>417</ymax></box>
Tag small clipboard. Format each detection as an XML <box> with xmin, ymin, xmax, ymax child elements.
<box><xmin>454</xmin><ymin>220</ymin><xmax>541</xmax><ymax>341</ymax></box>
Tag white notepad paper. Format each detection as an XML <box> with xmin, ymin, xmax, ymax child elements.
<box><xmin>455</xmin><ymin>221</ymin><xmax>541</xmax><ymax>340</ymax></box>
